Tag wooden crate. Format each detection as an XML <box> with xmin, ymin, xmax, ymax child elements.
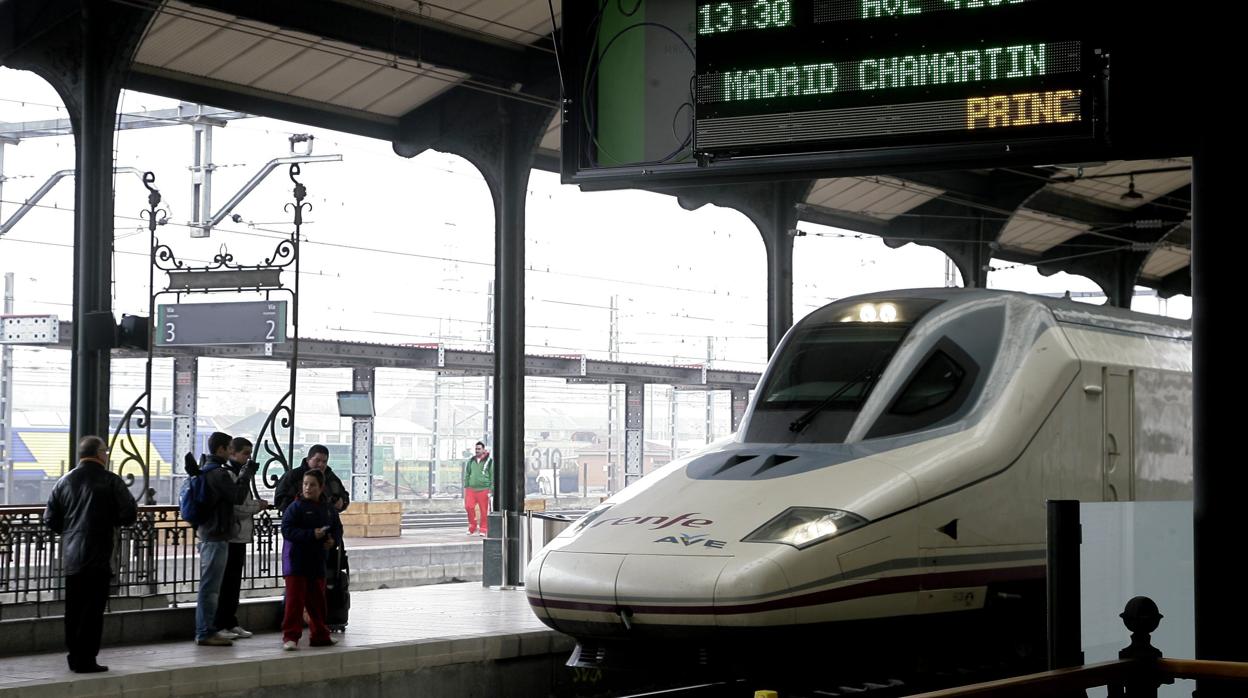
<box><xmin>365</xmin><ymin>524</ymin><xmax>401</xmax><ymax>538</ymax></box>
<box><xmin>366</xmin><ymin>500</ymin><xmax>402</xmax><ymax>514</ymax></box>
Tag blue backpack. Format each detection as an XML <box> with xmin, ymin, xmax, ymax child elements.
<box><xmin>179</xmin><ymin>465</ymin><xmax>215</xmax><ymax>527</ymax></box>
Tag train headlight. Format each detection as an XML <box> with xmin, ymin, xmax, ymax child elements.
<box><xmin>742</xmin><ymin>507</ymin><xmax>869</xmax><ymax>549</ymax></box>
<box><xmin>841</xmin><ymin>302</ymin><xmax>901</xmax><ymax>323</ymax></box>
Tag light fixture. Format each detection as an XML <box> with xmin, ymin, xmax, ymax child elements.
<box><xmin>1121</xmin><ymin>174</ymin><xmax>1144</xmax><ymax>201</ymax></box>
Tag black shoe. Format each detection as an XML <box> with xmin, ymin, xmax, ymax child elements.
<box><xmin>72</xmin><ymin>663</ymin><xmax>109</xmax><ymax>673</ymax></box>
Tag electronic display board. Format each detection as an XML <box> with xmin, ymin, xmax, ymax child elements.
<box><xmin>558</xmin><ymin>0</ymin><xmax>1140</xmax><ymax>186</ymax></box>
<box><xmin>694</xmin><ymin>0</ymin><xmax>1102</xmax><ymax>157</ymax></box>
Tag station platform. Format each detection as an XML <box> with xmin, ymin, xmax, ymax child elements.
<box><xmin>0</xmin><ymin>582</ymin><xmax>573</xmax><ymax>698</ymax></box>
<box><xmin>0</xmin><ymin>530</ymin><xmax>488</xmax><ymax>657</ymax></box>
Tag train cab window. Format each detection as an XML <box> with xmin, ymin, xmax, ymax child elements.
<box><xmin>746</xmin><ymin>325</ymin><xmax>909</xmax><ymax>443</ymax></box>
<box><xmin>745</xmin><ymin>298</ymin><xmax>943</xmax><ymax>444</ymax></box>
<box><xmin>890</xmin><ymin>351</ymin><xmax>964</xmax><ymax>415</ymax></box>
<box><xmin>762</xmin><ymin>326</ymin><xmax>906</xmax><ymax>405</ymax></box>
<box><xmin>867</xmin><ymin>339</ymin><xmax>978</xmax><ymax>439</ymax></box>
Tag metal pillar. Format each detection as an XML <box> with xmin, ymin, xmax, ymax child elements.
<box><xmin>70</xmin><ymin>23</ymin><xmax>116</xmax><ymax>447</ymax></box>
<box><xmin>1107</xmin><ymin>251</ymin><xmax>1143</xmax><ymax>310</ymax></box>
<box><xmin>1193</xmin><ymin>135</ymin><xmax>1245</xmax><ymax>696</ymax></box>
<box><xmin>2</xmin><ymin>273</ymin><xmax>13</xmax><ymax>503</ymax></box>
<box><xmin>171</xmin><ymin>356</ymin><xmax>198</xmax><ymax>503</ymax></box>
<box><xmin>0</xmin><ymin>137</ymin><xmax>13</xmax><ymax>220</ymax></box>
<box><xmin>730</xmin><ymin>389</ymin><xmax>749</xmax><ymax>432</ymax></box>
<box><xmin>606</xmin><ymin>294</ymin><xmax>619</xmax><ymax>492</ymax></box>
<box><xmin>705</xmin><ymin>338</ymin><xmax>714</xmax><ymax>444</ymax></box>
<box><xmin>483</xmin><ymin>283</ymin><xmax>493</xmax><ymax>446</ymax></box>
<box><xmin>1</xmin><ymin>1</ymin><xmax>153</xmax><ymax>464</ymax></box>
<box><xmin>189</xmin><ymin>121</ymin><xmax>218</xmax><ymax>238</ymax></box>
<box><xmin>669</xmin><ymin>387</ymin><xmax>678</xmax><ymax>465</ymax></box>
<box><xmin>762</xmin><ymin>226</ymin><xmax>794</xmax><ymax>355</ymax></box>
<box><xmin>492</xmin><ymin>102</ymin><xmax>528</xmax><ymax>587</ymax></box>
<box><xmin>704</xmin><ymin>395</ymin><xmax>713</xmax><ymax>444</ymax></box>
<box><xmin>71</xmin><ymin>2</ymin><xmax>133</xmax><ymax>452</ymax></box>
<box><xmin>624</xmin><ymin>383</ymin><xmax>644</xmax><ymax>487</ymax></box>
<box><xmin>431</xmin><ymin>371</ymin><xmax>440</xmax><ymax>489</ymax></box>
<box><xmin>395</xmin><ymin>85</ymin><xmax>556</xmax><ymax>587</ymax></box>
<box><xmin>944</xmin><ymin>257</ymin><xmax>960</xmax><ymax>287</ymax></box>
<box><xmin>351</xmin><ymin>367</ymin><xmax>375</xmax><ymax>503</ymax></box>
<box><xmin>1046</xmin><ymin>500</ymin><xmax>1083</xmax><ymax>670</ymax></box>
<box><xmin>743</xmin><ymin>184</ymin><xmax>804</xmax><ymax>356</ymax></box>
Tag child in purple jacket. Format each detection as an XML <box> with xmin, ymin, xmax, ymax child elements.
<box><xmin>279</xmin><ymin>469</ymin><xmax>341</xmax><ymax>650</ymax></box>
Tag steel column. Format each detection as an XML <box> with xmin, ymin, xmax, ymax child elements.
<box><xmin>71</xmin><ymin>2</ymin><xmax>127</xmax><ymax>451</ymax></box>
<box><xmin>730</xmin><ymin>389</ymin><xmax>749</xmax><ymax>433</ymax></box>
<box><xmin>762</xmin><ymin>186</ymin><xmax>796</xmax><ymax>356</ymax></box>
<box><xmin>493</xmin><ymin>102</ymin><xmax>528</xmax><ymax>586</ymax></box>
<box><xmin>1046</xmin><ymin>500</ymin><xmax>1083</xmax><ymax>671</ymax></box>
<box><xmin>1192</xmin><ymin>136</ymin><xmax>1245</xmax><ymax>697</ymax></box>
<box><xmin>171</xmin><ymin>356</ymin><xmax>198</xmax><ymax>502</ymax></box>
<box><xmin>624</xmin><ymin>383</ymin><xmax>644</xmax><ymax>487</ymax></box>
<box><xmin>2</xmin><ymin>273</ymin><xmax>13</xmax><ymax>503</ymax></box>
<box><xmin>351</xmin><ymin>367</ymin><xmax>375</xmax><ymax>502</ymax></box>
<box><xmin>669</xmin><ymin>387</ymin><xmax>678</xmax><ymax>465</ymax></box>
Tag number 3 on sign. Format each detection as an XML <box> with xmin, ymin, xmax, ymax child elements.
<box><xmin>164</xmin><ymin>322</ymin><xmax>176</xmax><ymax>343</ymax></box>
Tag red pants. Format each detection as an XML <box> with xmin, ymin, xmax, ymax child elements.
<box><xmin>465</xmin><ymin>488</ymin><xmax>490</xmax><ymax>534</ymax></box>
<box><xmin>282</xmin><ymin>575</ymin><xmax>330</xmax><ymax>644</ymax></box>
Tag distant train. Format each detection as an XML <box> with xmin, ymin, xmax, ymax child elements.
<box><xmin>526</xmin><ymin>289</ymin><xmax>1191</xmax><ymax>666</ymax></box>
<box><xmin>2</xmin><ymin>415</ymin><xmax>215</xmax><ymax>503</ymax></box>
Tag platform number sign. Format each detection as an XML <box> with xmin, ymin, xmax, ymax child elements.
<box><xmin>156</xmin><ymin>301</ymin><xmax>287</xmax><ymax>346</ymax></box>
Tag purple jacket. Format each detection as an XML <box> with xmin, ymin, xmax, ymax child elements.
<box><xmin>280</xmin><ymin>496</ymin><xmax>342</xmax><ymax>578</ymax></box>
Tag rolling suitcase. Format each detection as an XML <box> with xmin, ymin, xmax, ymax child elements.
<box><xmin>325</xmin><ymin>545</ymin><xmax>350</xmax><ymax>632</ymax></box>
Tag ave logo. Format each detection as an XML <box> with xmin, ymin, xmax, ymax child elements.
<box><xmin>654</xmin><ymin>533</ymin><xmax>727</xmax><ymax>549</ymax></box>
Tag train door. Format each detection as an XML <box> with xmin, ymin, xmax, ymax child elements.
<box><xmin>1102</xmin><ymin>367</ymin><xmax>1135</xmax><ymax>501</ymax></box>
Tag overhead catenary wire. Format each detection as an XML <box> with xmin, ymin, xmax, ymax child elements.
<box><xmin>0</xmin><ymin>195</ymin><xmax>772</xmax><ymax>300</ymax></box>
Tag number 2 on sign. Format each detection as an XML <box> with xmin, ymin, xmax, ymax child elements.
<box><xmin>265</xmin><ymin>320</ymin><xmax>276</xmax><ymax>340</ymax></box>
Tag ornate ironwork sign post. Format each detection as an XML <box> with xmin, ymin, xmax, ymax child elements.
<box><xmin>109</xmin><ymin>165</ymin><xmax>309</xmax><ymax>500</ymax></box>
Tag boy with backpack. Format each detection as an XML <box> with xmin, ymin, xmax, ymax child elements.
<box><xmin>280</xmin><ymin>468</ymin><xmax>341</xmax><ymax>650</ymax></box>
<box><xmin>182</xmin><ymin>432</ymin><xmax>257</xmax><ymax>646</ymax></box>
<box><xmin>213</xmin><ymin>437</ymin><xmax>268</xmax><ymax>640</ymax></box>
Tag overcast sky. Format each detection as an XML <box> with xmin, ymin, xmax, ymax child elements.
<box><xmin>0</xmin><ymin>66</ymin><xmax>1192</xmax><ymax>440</ymax></box>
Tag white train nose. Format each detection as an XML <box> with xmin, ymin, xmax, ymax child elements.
<box><xmin>712</xmin><ymin>557</ymin><xmax>794</xmax><ymax>628</ymax></box>
<box><xmin>528</xmin><ymin>550</ymin><xmax>624</xmax><ymax>635</ymax></box>
<box><xmin>614</xmin><ymin>554</ymin><xmax>733</xmax><ymax>628</ymax></box>
<box><xmin>530</xmin><ymin>548</ymin><xmax>795</xmax><ymax>637</ymax></box>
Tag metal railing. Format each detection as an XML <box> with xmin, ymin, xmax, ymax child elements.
<box><xmin>899</xmin><ymin>658</ymin><xmax>1248</xmax><ymax>698</ymax></box>
<box><xmin>0</xmin><ymin>505</ymin><xmax>283</xmax><ymax>617</ymax></box>
<box><xmin>902</xmin><ymin>597</ymin><xmax>1248</xmax><ymax>698</ymax></box>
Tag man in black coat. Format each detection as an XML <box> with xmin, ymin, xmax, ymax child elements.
<box><xmin>273</xmin><ymin>444</ymin><xmax>351</xmax><ymax>626</ymax></box>
<box><xmin>274</xmin><ymin>444</ymin><xmax>349</xmax><ymax>514</ymax></box>
<box><xmin>44</xmin><ymin>436</ymin><xmax>138</xmax><ymax>673</ymax></box>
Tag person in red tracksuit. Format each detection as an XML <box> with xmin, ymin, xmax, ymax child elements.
<box><xmin>279</xmin><ymin>469</ymin><xmax>341</xmax><ymax>650</ymax></box>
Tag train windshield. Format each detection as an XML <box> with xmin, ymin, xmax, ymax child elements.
<box><xmin>747</xmin><ymin>299</ymin><xmax>940</xmax><ymax>443</ymax></box>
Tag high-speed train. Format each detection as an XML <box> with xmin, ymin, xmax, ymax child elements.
<box><xmin>526</xmin><ymin>288</ymin><xmax>1191</xmax><ymax>666</ymax></box>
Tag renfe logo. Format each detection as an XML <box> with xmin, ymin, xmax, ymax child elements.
<box><xmin>588</xmin><ymin>512</ymin><xmax>713</xmax><ymax>530</ymax></box>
